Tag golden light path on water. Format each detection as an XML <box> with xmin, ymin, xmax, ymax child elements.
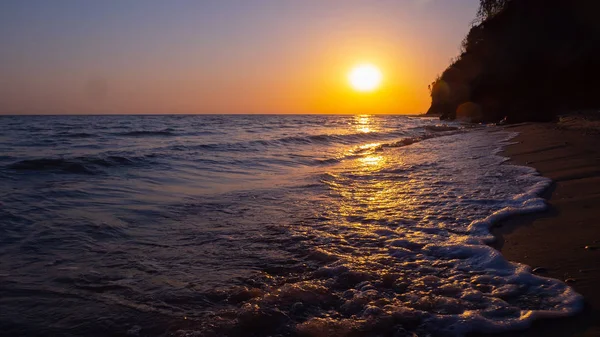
<box><xmin>1</xmin><ymin>114</ymin><xmax>581</xmax><ymax>336</ymax></box>
<box><xmin>355</xmin><ymin>115</ymin><xmax>374</xmax><ymax>134</ymax></box>
<box><xmin>196</xmin><ymin>115</ymin><xmax>580</xmax><ymax>336</ymax></box>
<box><xmin>354</xmin><ymin>116</ymin><xmax>387</xmax><ymax>171</ymax></box>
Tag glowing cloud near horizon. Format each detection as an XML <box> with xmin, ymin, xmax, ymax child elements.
<box><xmin>348</xmin><ymin>64</ymin><xmax>383</xmax><ymax>93</ymax></box>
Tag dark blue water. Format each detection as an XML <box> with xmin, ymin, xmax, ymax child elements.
<box><xmin>0</xmin><ymin>115</ymin><xmax>581</xmax><ymax>337</ymax></box>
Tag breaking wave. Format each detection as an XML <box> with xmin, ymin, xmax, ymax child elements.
<box><xmin>178</xmin><ymin>130</ymin><xmax>583</xmax><ymax>337</ymax></box>
<box><xmin>0</xmin><ymin>115</ymin><xmax>582</xmax><ymax>337</ymax></box>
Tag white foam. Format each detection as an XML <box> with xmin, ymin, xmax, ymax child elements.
<box><xmin>417</xmin><ymin>129</ymin><xmax>583</xmax><ymax>335</ymax></box>
<box><xmin>194</xmin><ymin>127</ymin><xmax>584</xmax><ymax>337</ymax></box>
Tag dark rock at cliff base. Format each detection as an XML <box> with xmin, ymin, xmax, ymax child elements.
<box><xmin>427</xmin><ymin>0</ymin><xmax>600</xmax><ymax>123</ymax></box>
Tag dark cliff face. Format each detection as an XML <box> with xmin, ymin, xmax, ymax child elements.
<box><xmin>427</xmin><ymin>0</ymin><xmax>600</xmax><ymax>123</ymax></box>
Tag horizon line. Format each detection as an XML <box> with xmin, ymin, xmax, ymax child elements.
<box><xmin>0</xmin><ymin>112</ymin><xmax>426</xmax><ymax>117</ymax></box>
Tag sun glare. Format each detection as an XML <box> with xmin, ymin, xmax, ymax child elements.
<box><xmin>348</xmin><ymin>64</ymin><xmax>383</xmax><ymax>93</ymax></box>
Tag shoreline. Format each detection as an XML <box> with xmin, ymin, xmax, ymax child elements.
<box><xmin>480</xmin><ymin>123</ymin><xmax>600</xmax><ymax>336</ymax></box>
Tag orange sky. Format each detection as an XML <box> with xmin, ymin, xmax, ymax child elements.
<box><xmin>0</xmin><ymin>1</ymin><xmax>480</xmax><ymax>115</ymax></box>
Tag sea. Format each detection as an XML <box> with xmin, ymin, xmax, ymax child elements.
<box><xmin>0</xmin><ymin>115</ymin><xmax>582</xmax><ymax>337</ymax></box>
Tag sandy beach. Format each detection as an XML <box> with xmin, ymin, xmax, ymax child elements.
<box><xmin>483</xmin><ymin>122</ymin><xmax>600</xmax><ymax>336</ymax></box>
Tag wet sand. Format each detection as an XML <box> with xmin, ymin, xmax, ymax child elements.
<box><xmin>482</xmin><ymin>123</ymin><xmax>600</xmax><ymax>336</ymax></box>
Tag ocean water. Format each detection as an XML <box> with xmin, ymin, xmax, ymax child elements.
<box><xmin>0</xmin><ymin>115</ymin><xmax>582</xmax><ymax>337</ymax></box>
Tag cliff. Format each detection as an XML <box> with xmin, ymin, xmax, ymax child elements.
<box><xmin>427</xmin><ymin>0</ymin><xmax>600</xmax><ymax>123</ymax></box>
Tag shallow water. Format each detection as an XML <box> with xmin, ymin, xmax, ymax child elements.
<box><xmin>0</xmin><ymin>115</ymin><xmax>581</xmax><ymax>336</ymax></box>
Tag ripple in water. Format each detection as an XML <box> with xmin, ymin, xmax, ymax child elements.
<box><xmin>0</xmin><ymin>115</ymin><xmax>582</xmax><ymax>336</ymax></box>
<box><xmin>187</xmin><ymin>130</ymin><xmax>581</xmax><ymax>337</ymax></box>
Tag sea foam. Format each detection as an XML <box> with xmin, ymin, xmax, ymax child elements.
<box><xmin>0</xmin><ymin>116</ymin><xmax>583</xmax><ymax>337</ymax></box>
<box><xmin>189</xmin><ymin>128</ymin><xmax>583</xmax><ymax>337</ymax></box>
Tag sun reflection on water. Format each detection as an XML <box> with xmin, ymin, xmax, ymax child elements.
<box><xmin>359</xmin><ymin>155</ymin><xmax>384</xmax><ymax>168</ymax></box>
<box><xmin>355</xmin><ymin>115</ymin><xmax>374</xmax><ymax>133</ymax></box>
<box><xmin>193</xmin><ymin>124</ymin><xmax>576</xmax><ymax>336</ymax></box>
<box><xmin>357</xmin><ymin>143</ymin><xmax>381</xmax><ymax>151</ymax></box>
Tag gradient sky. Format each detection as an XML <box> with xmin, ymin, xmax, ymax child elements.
<box><xmin>0</xmin><ymin>0</ymin><xmax>480</xmax><ymax>115</ymax></box>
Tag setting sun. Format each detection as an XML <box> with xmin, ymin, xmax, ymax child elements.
<box><xmin>348</xmin><ymin>64</ymin><xmax>383</xmax><ymax>93</ymax></box>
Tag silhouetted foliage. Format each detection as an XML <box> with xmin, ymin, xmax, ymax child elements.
<box><xmin>476</xmin><ymin>0</ymin><xmax>511</xmax><ymax>23</ymax></box>
<box><xmin>427</xmin><ymin>0</ymin><xmax>600</xmax><ymax>123</ymax></box>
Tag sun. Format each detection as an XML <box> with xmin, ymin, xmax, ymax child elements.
<box><xmin>348</xmin><ymin>64</ymin><xmax>383</xmax><ymax>92</ymax></box>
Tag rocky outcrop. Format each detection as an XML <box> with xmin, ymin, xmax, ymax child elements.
<box><xmin>427</xmin><ymin>0</ymin><xmax>600</xmax><ymax>123</ymax></box>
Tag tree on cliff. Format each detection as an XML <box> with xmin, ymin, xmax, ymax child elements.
<box><xmin>476</xmin><ymin>0</ymin><xmax>511</xmax><ymax>22</ymax></box>
<box><xmin>427</xmin><ymin>0</ymin><xmax>600</xmax><ymax>123</ymax></box>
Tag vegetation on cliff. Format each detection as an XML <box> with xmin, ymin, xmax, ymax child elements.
<box><xmin>427</xmin><ymin>0</ymin><xmax>600</xmax><ymax>123</ymax></box>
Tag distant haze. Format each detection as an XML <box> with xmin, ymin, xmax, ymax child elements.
<box><xmin>0</xmin><ymin>0</ymin><xmax>479</xmax><ymax>115</ymax></box>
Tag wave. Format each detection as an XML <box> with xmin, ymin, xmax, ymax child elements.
<box><xmin>56</xmin><ymin>132</ymin><xmax>96</xmax><ymax>138</ymax></box>
<box><xmin>0</xmin><ymin>116</ymin><xmax>584</xmax><ymax>336</ymax></box>
<box><xmin>170</xmin><ymin>132</ymin><xmax>455</xmax><ymax>167</ymax></box>
<box><xmin>116</xmin><ymin>130</ymin><xmax>175</xmax><ymax>137</ymax></box>
<box><xmin>8</xmin><ymin>158</ymin><xmax>95</xmax><ymax>174</ymax></box>
<box><xmin>180</xmin><ymin>126</ymin><xmax>465</xmax><ymax>155</ymax></box>
<box><xmin>348</xmin><ymin>130</ymin><xmax>465</xmax><ymax>157</ymax></box>
<box><xmin>185</xmin><ymin>130</ymin><xmax>582</xmax><ymax>337</ymax></box>
<box><xmin>272</xmin><ymin>130</ymin><xmax>410</xmax><ymax>146</ymax></box>
<box><xmin>174</xmin><ymin>130</ymin><xmax>409</xmax><ymax>153</ymax></box>
<box><xmin>423</xmin><ymin>125</ymin><xmax>460</xmax><ymax>132</ymax></box>
<box><xmin>7</xmin><ymin>155</ymin><xmax>151</xmax><ymax>174</ymax></box>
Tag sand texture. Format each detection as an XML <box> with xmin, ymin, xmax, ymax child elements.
<box><xmin>479</xmin><ymin>123</ymin><xmax>600</xmax><ymax>337</ymax></box>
